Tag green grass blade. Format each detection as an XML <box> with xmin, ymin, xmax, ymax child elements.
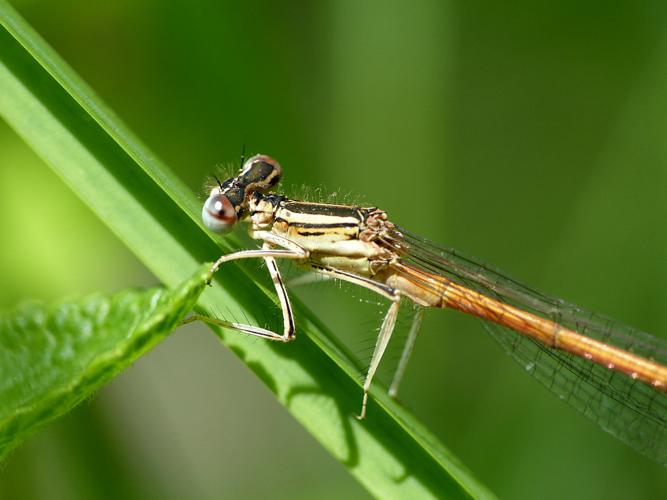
<box><xmin>0</xmin><ymin>2</ymin><xmax>494</xmax><ymax>498</ymax></box>
<box><xmin>0</xmin><ymin>263</ymin><xmax>212</xmax><ymax>459</ymax></box>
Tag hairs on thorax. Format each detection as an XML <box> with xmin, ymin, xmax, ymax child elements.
<box><xmin>282</xmin><ymin>182</ymin><xmax>367</xmax><ymax>206</ymax></box>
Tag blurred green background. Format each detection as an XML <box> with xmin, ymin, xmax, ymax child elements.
<box><xmin>1</xmin><ymin>1</ymin><xmax>666</xmax><ymax>498</ymax></box>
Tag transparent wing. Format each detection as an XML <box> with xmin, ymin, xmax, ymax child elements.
<box><xmin>380</xmin><ymin>226</ymin><xmax>667</xmax><ymax>465</ymax></box>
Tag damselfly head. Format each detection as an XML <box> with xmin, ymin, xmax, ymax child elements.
<box><xmin>202</xmin><ymin>154</ymin><xmax>283</xmax><ymax>233</ymax></box>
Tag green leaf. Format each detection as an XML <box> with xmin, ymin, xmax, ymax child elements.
<box><xmin>0</xmin><ymin>262</ymin><xmax>212</xmax><ymax>459</ymax></box>
<box><xmin>0</xmin><ymin>2</ymin><xmax>494</xmax><ymax>498</ymax></box>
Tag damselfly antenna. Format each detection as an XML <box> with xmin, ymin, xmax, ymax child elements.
<box><xmin>239</xmin><ymin>142</ymin><xmax>247</xmax><ymax>171</ymax></box>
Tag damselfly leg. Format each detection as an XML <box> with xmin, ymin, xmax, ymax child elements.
<box><xmin>305</xmin><ymin>263</ymin><xmax>406</xmax><ymax>418</ymax></box>
<box><xmin>389</xmin><ymin>308</ymin><xmax>424</xmax><ymax>399</ymax></box>
<box><xmin>182</xmin><ymin>237</ymin><xmax>307</xmax><ymax>342</ymax></box>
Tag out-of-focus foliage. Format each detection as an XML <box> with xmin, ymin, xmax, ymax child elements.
<box><xmin>0</xmin><ymin>264</ymin><xmax>212</xmax><ymax>459</ymax></box>
<box><xmin>0</xmin><ymin>1</ymin><xmax>665</xmax><ymax>499</ymax></box>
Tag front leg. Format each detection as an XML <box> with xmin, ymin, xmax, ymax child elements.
<box><xmin>189</xmin><ymin>234</ymin><xmax>308</xmax><ymax>342</ymax></box>
<box><xmin>211</xmin><ymin>230</ymin><xmax>309</xmax><ymax>274</ymax></box>
<box><xmin>262</xmin><ymin>243</ymin><xmax>296</xmax><ymax>341</ymax></box>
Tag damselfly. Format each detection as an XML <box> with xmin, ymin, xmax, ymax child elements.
<box><xmin>196</xmin><ymin>154</ymin><xmax>667</xmax><ymax>465</ymax></box>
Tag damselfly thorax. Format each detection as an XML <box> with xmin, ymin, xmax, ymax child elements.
<box><xmin>193</xmin><ymin>153</ymin><xmax>667</xmax><ymax>466</ymax></box>
<box><xmin>245</xmin><ymin>190</ymin><xmax>447</xmax><ymax>303</ymax></box>
<box><xmin>249</xmin><ymin>194</ymin><xmax>393</xmax><ymax>275</ymax></box>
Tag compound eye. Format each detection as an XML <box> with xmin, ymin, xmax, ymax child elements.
<box><xmin>202</xmin><ymin>188</ymin><xmax>238</xmax><ymax>233</ymax></box>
